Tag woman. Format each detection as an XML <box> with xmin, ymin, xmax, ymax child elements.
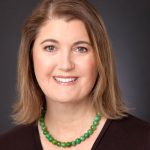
<box><xmin>0</xmin><ymin>0</ymin><xmax>149</xmax><ymax>149</ymax></box>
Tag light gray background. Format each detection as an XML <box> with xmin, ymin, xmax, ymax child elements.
<box><xmin>0</xmin><ymin>0</ymin><xmax>150</xmax><ymax>134</ymax></box>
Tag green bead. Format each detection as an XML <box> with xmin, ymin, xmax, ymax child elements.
<box><xmin>91</xmin><ymin>124</ymin><xmax>97</xmax><ymax>131</ymax></box>
<box><xmin>40</xmin><ymin>113</ymin><xmax>45</xmax><ymax>118</ymax></box>
<box><xmin>84</xmin><ymin>132</ymin><xmax>89</xmax><ymax>138</ymax></box>
<box><xmin>40</xmin><ymin>117</ymin><xmax>44</xmax><ymax>122</ymax></box>
<box><xmin>71</xmin><ymin>141</ymin><xmax>76</xmax><ymax>146</ymax></box>
<box><xmin>80</xmin><ymin>136</ymin><xmax>86</xmax><ymax>141</ymax></box>
<box><xmin>75</xmin><ymin>138</ymin><xmax>81</xmax><ymax>144</ymax></box>
<box><xmin>93</xmin><ymin>120</ymin><xmax>99</xmax><ymax>126</ymax></box>
<box><xmin>40</xmin><ymin>121</ymin><xmax>45</xmax><ymax>127</ymax></box>
<box><xmin>52</xmin><ymin>139</ymin><xmax>57</xmax><ymax>145</ymax></box>
<box><xmin>57</xmin><ymin>141</ymin><xmax>61</xmax><ymax>147</ymax></box>
<box><xmin>66</xmin><ymin>142</ymin><xmax>72</xmax><ymax>147</ymax></box>
<box><xmin>88</xmin><ymin>129</ymin><xmax>93</xmax><ymax>135</ymax></box>
<box><xmin>43</xmin><ymin>130</ymin><xmax>48</xmax><ymax>135</ymax></box>
<box><xmin>95</xmin><ymin>115</ymin><xmax>100</xmax><ymax>121</ymax></box>
<box><xmin>46</xmin><ymin>134</ymin><xmax>53</xmax><ymax>141</ymax></box>
<box><xmin>42</xmin><ymin>126</ymin><xmax>46</xmax><ymax>130</ymax></box>
<box><xmin>61</xmin><ymin>142</ymin><xmax>67</xmax><ymax>147</ymax></box>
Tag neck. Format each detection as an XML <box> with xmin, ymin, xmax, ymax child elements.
<box><xmin>46</xmin><ymin>97</ymin><xmax>95</xmax><ymax>124</ymax></box>
<box><xmin>44</xmin><ymin>98</ymin><xmax>96</xmax><ymax>140</ymax></box>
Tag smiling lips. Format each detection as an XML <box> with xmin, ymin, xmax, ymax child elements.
<box><xmin>53</xmin><ymin>76</ymin><xmax>78</xmax><ymax>85</ymax></box>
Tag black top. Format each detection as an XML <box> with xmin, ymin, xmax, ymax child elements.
<box><xmin>0</xmin><ymin>114</ymin><xmax>150</xmax><ymax>150</ymax></box>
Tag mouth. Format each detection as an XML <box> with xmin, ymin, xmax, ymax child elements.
<box><xmin>53</xmin><ymin>76</ymin><xmax>78</xmax><ymax>85</ymax></box>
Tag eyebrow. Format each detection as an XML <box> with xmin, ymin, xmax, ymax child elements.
<box><xmin>40</xmin><ymin>38</ymin><xmax>92</xmax><ymax>46</ymax></box>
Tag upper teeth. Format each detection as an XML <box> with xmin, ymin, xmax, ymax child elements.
<box><xmin>54</xmin><ymin>77</ymin><xmax>77</xmax><ymax>83</ymax></box>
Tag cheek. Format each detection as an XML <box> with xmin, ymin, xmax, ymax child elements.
<box><xmin>32</xmin><ymin>49</ymin><xmax>53</xmax><ymax>80</ymax></box>
<box><xmin>80</xmin><ymin>57</ymin><xmax>97</xmax><ymax>77</ymax></box>
<box><xmin>32</xmin><ymin>49</ymin><xmax>56</xmax><ymax>94</ymax></box>
<box><xmin>87</xmin><ymin>64</ymin><xmax>97</xmax><ymax>83</ymax></box>
<box><xmin>79</xmin><ymin>58</ymin><xmax>97</xmax><ymax>96</ymax></box>
<box><xmin>33</xmin><ymin>50</ymin><xmax>44</xmax><ymax>76</ymax></box>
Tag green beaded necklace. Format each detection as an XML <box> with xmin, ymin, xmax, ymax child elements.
<box><xmin>39</xmin><ymin>109</ymin><xmax>101</xmax><ymax>148</ymax></box>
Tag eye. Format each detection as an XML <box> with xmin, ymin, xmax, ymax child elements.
<box><xmin>44</xmin><ymin>45</ymin><xmax>56</xmax><ymax>52</ymax></box>
<box><xmin>76</xmin><ymin>47</ymin><xmax>88</xmax><ymax>53</ymax></box>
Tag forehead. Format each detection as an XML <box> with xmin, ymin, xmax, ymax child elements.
<box><xmin>35</xmin><ymin>18</ymin><xmax>90</xmax><ymax>43</ymax></box>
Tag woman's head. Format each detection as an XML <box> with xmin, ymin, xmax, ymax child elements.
<box><xmin>33</xmin><ymin>19</ymin><xmax>98</xmax><ymax>105</ymax></box>
<box><xmin>13</xmin><ymin>0</ymin><xmax>127</xmax><ymax>124</ymax></box>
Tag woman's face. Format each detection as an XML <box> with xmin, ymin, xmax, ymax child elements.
<box><xmin>33</xmin><ymin>18</ymin><xmax>97</xmax><ymax>103</ymax></box>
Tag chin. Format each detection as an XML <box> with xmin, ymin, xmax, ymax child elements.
<box><xmin>47</xmin><ymin>96</ymin><xmax>82</xmax><ymax>104</ymax></box>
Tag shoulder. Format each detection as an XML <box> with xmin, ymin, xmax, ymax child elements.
<box><xmin>112</xmin><ymin>114</ymin><xmax>150</xmax><ymax>131</ymax></box>
<box><xmin>0</xmin><ymin>123</ymin><xmax>37</xmax><ymax>150</ymax></box>
<box><xmin>109</xmin><ymin>114</ymin><xmax>150</xmax><ymax>148</ymax></box>
<box><xmin>0</xmin><ymin>123</ymin><xmax>35</xmax><ymax>140</ymax></box>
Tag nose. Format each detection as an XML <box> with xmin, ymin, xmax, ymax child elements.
<box><xmin>58</xmin><ymin>51</ymin><xmax>75</xmax><ymax>72</ymax></box>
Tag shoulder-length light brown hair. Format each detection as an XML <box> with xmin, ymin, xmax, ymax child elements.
<box><xmin>12</xmin><ymin>0</ymin><xmax>128</xmax><ymax>124</ymax></box>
